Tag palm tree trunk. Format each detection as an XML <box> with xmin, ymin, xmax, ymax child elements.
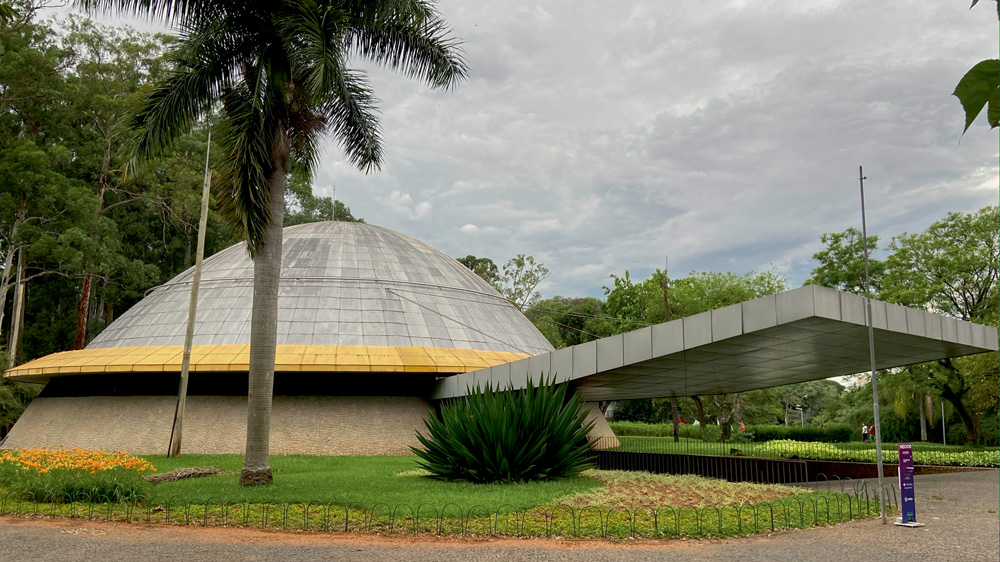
<box><xmin>240</xmin><ymin>128</ymin><xmax>289</xmax><ymax>486</ymax></box>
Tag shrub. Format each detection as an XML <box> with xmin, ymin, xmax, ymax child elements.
<box><xmin>747</xmin><ymin>424</ymin><xmax>852</xmax><ymax>443</ymax></box>
<box><xmin>412</xmin><ymin>378</ymin><xmax>595</xmax><ymax>483</ymax></box>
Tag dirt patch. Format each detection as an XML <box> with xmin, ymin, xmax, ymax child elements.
<box><xmin>561</xmin><ymin>470</ymin><xmax>798</xmax><ymax>509</ymax></box>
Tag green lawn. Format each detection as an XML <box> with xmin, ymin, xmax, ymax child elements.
<box><xmin>2</xmin><ymin>454</ymin><xmax>883</xmax><ymax>538</ymax></box>
<box><xmin>142</xmin><ymin>455</ymin><xmax>602</xmax><ymax>509</ymax></box>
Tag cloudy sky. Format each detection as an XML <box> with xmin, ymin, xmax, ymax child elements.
<box><xmin>90</xmin><ymin>1</ymin><xmax>999</xmax><ymax>299</ymax></box>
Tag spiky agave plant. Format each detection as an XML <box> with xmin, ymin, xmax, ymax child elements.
<box><xmin>412</xmin><ymin>377</ymin><xmax>595</xmax><ymax>483</ymax></box>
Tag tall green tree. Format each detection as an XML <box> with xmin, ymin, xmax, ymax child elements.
<box><xmin>501</xmin><ymin>254</ymin><xmax>550</xmax><ymax>311</ymax></box>
<box><xmin>806</xmin><ymin>227</ymin><xmax>884</xmax><ymax>295</ymax></box>
<box><xmin>884</xmin><ymin>206</ymin><xmax>999</xmax><ymax>443</ymax></box>
<box><xmin>459</xmin><ymin>253</ymin><xmax>550</xmax><ymax>310</ymax></box>
<box><xmin>809</xmin><ymin>206</ymin><xmax>999</xmax><ymax>444</ymax></box>
<box><xmin>883</xmin><ymin>206</ymin><xmax>998</xmax><ymax>321</ymax></box>
<box><xmin>525</xmin><ymin>296</ymin><xmax>616</xmax><ymax>350</ymax></box>
<box><xmin>457</xmin><ymin>255</ymin><xmax>501</xmax><ymax>291</ymax></box>
<box><xmin>78</xmin><ymin>0</ymin><xmax>468</xmax><ymax>485</ymax></box>
<box><xmin>603</xmin><ymin>268</ymin><xmax>788</xmax><ymax>435</ymax></box>
<box><xmin>59</xmin><ymin>18</ymin><xmax>170</xmax><ymax>350</ymax></box>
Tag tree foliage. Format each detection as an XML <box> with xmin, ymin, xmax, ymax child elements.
<box><xmin>953</xmin><ymin>0</ymin><xmax>999</xmax><ymax>134</ymax></box>
<box><xmin>284</xmin><ymin>171</ymin><xmax>363</xmax><ymax>226</ymax></box>
<box><xmin>809</xmin><ymin>206</ymin><xmax>999</xmax><ymax>444</ymax></box>
<box><xmin>501</xmin><ymin>254</ymin><xmax>550</xmax><ymax>311</ymax></box>
<box><xmin>458</xmin><ymin>253</ymin><xmax>550</xmax><ymax>311</ymax></box>
<box><xmin>525</xmin><ymin>296</ymin><xmax>615</xmax><ymax>349</ymax></box>
<box><xmin>456</xmin><ymin>255</ymin><xmax>501</xmax><ymax>291</ymax></box>
<box><xmin>806</xmin><ymin>228</ymin><xmax>883</xmax><ymax>295</ymax></box>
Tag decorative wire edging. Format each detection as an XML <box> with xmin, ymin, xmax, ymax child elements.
<box><xmin>0</xmin><ymin>478</ymin><xmax>897</xmax><ymax>539</ymax></box>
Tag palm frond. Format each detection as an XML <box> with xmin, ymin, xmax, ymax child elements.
<box><xmin>274</xmin><ymin>0</ymin><xmax>351</xmax><ymax>97</ymax></box>
<box><xmin>324</xmin><ymin>69</ymin><xmax>383</xmax><ymax>173</ymax></box>
<box><xmin>274</xmin><ymin>1</ymin><xmax>383</xmax><ymax>172</ymax></box>
<box><xmin>125</xmin><ymin>25</ymin><xmax>249</xmax><ymax>174</ymax></box>
<box><xmin>215</xmin><ymin>80</ymin><xmax>279</xmax><ymax>254</ymax></box>
<box><xmin>345</xmin><ymin>0</ymin><xmax>468</xmax><ymax>90</ymax></box>
<box><xmin>73</xmin><ymin>0</ymin><xmax>239</xmax><ymax>27</ymax></box>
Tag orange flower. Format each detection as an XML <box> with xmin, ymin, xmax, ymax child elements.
<box><xmin>38</xmin><ymin>468</ymin><xmax>47</xmax><ymax>474</ymax></box>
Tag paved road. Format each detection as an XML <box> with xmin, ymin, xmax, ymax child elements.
<box><xmin>1</xmin><ymin>470</ymin><xmax>997</xmax><ymax>562</ymax></box>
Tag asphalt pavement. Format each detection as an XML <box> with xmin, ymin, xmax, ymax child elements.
<box><xmin>1</xmin><ymin>469</ymin><xmax>997</xmax><ymax>562</ymax></box>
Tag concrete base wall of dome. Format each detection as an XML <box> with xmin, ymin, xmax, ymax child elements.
<box><xmin>2</xmin><ymin>395</ymin><xmax>431</xmax><ymax>456</ymax></box>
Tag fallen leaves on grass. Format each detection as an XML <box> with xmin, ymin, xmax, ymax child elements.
<box><xmin>147</xmin><ymin>466</ymin><xmax>232</xmax><ymax>484</ymax></box>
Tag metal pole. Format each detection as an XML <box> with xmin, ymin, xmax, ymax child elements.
<box><xmin>168</xmin><ymin>130</ymin><xmax>212</xmax><ymax>457</ymax></box>
<box><xmin>859</xmin><ymin>165</ymin><xmax>888</xmax><ymax>524</ymax></box>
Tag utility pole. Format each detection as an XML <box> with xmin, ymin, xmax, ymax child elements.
<box><xmin>168</xmin><ymin>131</ymin><xmax>212</xmax><ymax>457</ymax></box>
<box><xmin>859</xmin><ymin>165</ymin><xmax>887</xmax><ymax>525</ymax></box>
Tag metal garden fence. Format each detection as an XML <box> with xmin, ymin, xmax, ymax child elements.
<box><xmin>0</xmin><ymin>477</ymin><xmax>896</xmax><ymax>540</ymax></box>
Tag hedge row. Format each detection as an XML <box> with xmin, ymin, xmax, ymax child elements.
<box><xmin>747</xmin><ymin>425</ymin><xmax>852</xmax><ymax>443</ymax></box>
<box><xmin>609</xmin><ymin>421</ymin><xmax>853</xmax><ymax>443</ymax></box>
<box><xmin>608</xmin><ymin>421</ymin><xmax>729</xmax><ymax>442</ymax></box>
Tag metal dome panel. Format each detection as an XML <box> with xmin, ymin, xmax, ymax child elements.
<box><xmin>87</xmin><ymin>222</ymin><xmax>554</xmax><ymax>356</ymax></box>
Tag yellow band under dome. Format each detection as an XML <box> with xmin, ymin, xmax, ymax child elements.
<box><xmin>3</xmin><ymin>344</ymin><xmax>531</xmax><ymax>383</ymax></box>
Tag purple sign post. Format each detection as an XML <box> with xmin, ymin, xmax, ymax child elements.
<box><xmin>894</xmin><ymin>442</ymin><xmax>922</xmax><ymax>526</ymax></box>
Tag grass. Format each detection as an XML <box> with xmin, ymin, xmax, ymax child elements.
<box><xmin>1</xmin><ymin>453</ymin><xmax>886</xmax><ymax>538</ymax></box>
<box><xmin>142</xmin><ymin>455</ymin><xmax>602</xmax><ymax>509</ymax></box>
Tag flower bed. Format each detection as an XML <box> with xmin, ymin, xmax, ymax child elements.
<box><xmin>755</xmin><ymin>440</ymin><xmax>1000</xmax><ymax>467</ymax></box>
<box><xmin>0</xmin><ymin>447</ymin><xmax>155</xmax><ymax>502</ymax></box>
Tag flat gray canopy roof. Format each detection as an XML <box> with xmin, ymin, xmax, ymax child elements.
<box><xmin>432</xmin><ymin>285</ymin><xmax>998</xmax><ymax>401</ymax></box>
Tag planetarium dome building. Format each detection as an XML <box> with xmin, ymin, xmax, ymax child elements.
<box><xmin>3</xmin><ymin>222</ymin><xmax>554</xmax><ymax>455</ymax></box>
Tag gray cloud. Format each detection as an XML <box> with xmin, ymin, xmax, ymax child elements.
<box><xmin>82</xmin><ymin>2</ymin><xmax>1000</xmax><ymax>299</ymax></box>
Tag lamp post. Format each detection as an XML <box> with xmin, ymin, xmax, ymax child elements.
<box><xmin>859</xmin><ymin>165</ymin><xmax>888</xmax><ymax>525</ymax></box>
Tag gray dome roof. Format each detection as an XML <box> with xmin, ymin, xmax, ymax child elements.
<box><xmin>89</xmin><ymin>222</ymin><xmax>554</xmax><ymax>355</ymax></box>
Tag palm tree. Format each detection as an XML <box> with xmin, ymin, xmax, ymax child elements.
<box><xmin>77</xmin><ymin>0</ymin><xmax>467</xmax><ymax>485</ymax></box>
